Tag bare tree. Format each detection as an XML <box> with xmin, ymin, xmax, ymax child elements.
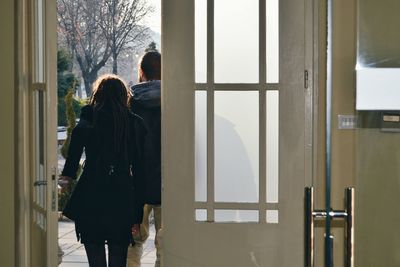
<box><xmin>58</xmin><ymin>0</ymin><xmax>111</xmax><ymax>96</ymax></box>
<box><xmin>57</xmin><ymin>0</ymin><xmax>152</xmax><ymax>95</ymax></box>
<box><xmin>100</xmin><ymin>0</ymin><xmax>152</xmax><ymax>74</ymax></box>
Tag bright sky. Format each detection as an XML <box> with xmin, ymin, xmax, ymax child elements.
<box><xmin>144</xmin><ymin>0</ymin><xmax>161</xmax><ymax>34</ymax></box>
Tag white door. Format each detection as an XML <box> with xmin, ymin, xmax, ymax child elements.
<box><xmin>162</xmin><ymin>0</ymin><xmax>313</xmax><ymax>266</ymax></box>
<box><xmin>26</xmin><ymin>0</ymin><xmax>58</xmax><ymax>266</ymax></box>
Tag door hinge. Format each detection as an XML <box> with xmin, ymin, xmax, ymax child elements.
<box><xmin>304</xmin><ymin>70</ymin><xmax>309</xmax><ymax>89</ymax></box>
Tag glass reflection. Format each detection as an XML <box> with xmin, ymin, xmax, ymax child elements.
<box><xmin>357</xmin><ymin>0</ymin><xmax>400</xmax><ymax>68</ymax></box>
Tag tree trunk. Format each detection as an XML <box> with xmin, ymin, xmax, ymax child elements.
<box><xmin>68</xmin><ymin>49</ymin><xmax>75</xmax><ymax>72</ymax></box>
<box><xmin>83</xmin><ymin>78</ymin><xmax>91</xmax><ymax>98</ymax></box>
<box><xmin>112</xmin><ymin>52</ymin><xmax>118</xmax><ymax>74</ymax></box>
<box><xmin>83</xmin><ymin>73</ymin><xmax>97</xmax><ymax>98</ymax></box>
<box><xmin>77</xmin><ymin>85</ymin><xmax>82</xmax><ymax>98</ymax></box>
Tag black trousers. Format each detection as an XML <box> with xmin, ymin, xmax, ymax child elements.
<box><xmin>84</xmin><ymin>243</ymin><xmax>128</xmax><ymax>267</ymax></box>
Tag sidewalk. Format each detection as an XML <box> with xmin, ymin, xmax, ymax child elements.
<box><xmin>58</xmin><ymin>219</ymin><xmax>157</xmax><ymax>267</ymax></box>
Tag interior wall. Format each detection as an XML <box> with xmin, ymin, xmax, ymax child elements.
<box><xmin>0</xmin><ymin>0</ymin><xmax>16</xmax><ymax>266</ymax></box>
<box><xmin>315</xmin><ymin>0</ymin><xmax>357</xmax><ymax>266</ymax></box>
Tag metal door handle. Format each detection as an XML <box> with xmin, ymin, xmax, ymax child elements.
<box><xmin>305</xmin><ymin>187</ymin><xmax>354</xmax><ymax>267</ymax></box>
<box><xmin>305</xmin><ymin>187</ymin><xmax>314</xmax><ymax>267</ymax></box>
<box><xmin>33</xmin><ymin>180</ymin><xmax>47</xmax><ymax>186</ymax></box>
<box><xmin>345</xmin><ymin>187</ymin><xmax>354</xmax><ymax>267</ymax></box>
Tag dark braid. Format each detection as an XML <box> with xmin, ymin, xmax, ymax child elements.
<box><xmin>90</xmin><ymin>74</ymin><xmax>132</xmax><ymax>163</ymax></box>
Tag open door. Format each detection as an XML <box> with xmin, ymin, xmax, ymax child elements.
<box><xmin>26</xmin><ymin>0</ymin><xmax>58</xmax><ymax>266</ymax></box>
<box><xmin>162</xmin><ymin>0</ymin><xmax>314</xmax><ymax>266</ymax></box>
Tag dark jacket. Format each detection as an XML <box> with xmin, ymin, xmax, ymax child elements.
<box><xmin>61</xmin><ymin>105</ymin><xmax>147</xmax><ymax>244</ymax></box>
<box><xmin>131</xmin><ymin>80</ymin><xmax>161</xmax><ymax>205</ymax></box>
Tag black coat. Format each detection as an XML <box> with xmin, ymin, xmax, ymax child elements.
<box><xmin>131</xmin><ymin>81</ymin><xmax>161</xmax><ymax>205</ymax></box>
<box><xmin>61</xmin><ymin>105</ymin><xmax>147</xmax><ymax>244</ymax></box>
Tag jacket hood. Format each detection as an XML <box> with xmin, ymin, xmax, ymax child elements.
<box><xmin>131</xmin><ymin>80</ymin><xmax>161</xmax><ymax>108</ymax></box>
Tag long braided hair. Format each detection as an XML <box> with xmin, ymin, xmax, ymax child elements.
<box><xmin>89</xmin><ymin>74</ymin><xmax>132</xmax><ymax>163</ymax></box>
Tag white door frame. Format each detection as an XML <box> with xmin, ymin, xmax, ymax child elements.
<box><xmin>15</xmin><ymin>0</ymin><xmax>58</xmax><ymax>266</ymax></box>
<box><xmin>15</xmin><ymin>0</ymin><xmax>32</xmax><ymax>265</ymax></box>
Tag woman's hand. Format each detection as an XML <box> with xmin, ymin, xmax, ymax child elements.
<box><xmin>58</xmin><ymin>176</ymin><xmax>73</xmax><ymax>192</ymax></box>
<box><xmin>132</xmin><ymin>224</ymin><xmax>140</xmax><ymax>236</ymax></box>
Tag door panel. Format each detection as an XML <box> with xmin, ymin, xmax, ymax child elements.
<box><xmin>355</xmin><ymin>128</ymin><xmax>400</xmax><ymax>267</ymax></box>
<box><xmin>29</xmin><ymin>0</ymin><xmax>58</xmax><ymax>266</ymax></box>
<box><xmin>355</xmin><ymin>2</ymin><xmax>400</xmax><ymax>265</ymax></box>
<box><xmin>162</xmin><ymin>0</ymin><xmax>310</xmax><ymax>266</ymax></box>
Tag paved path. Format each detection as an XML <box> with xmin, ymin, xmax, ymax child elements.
<box><xmin>58</xmin><ymin>219</ymin><xmax>157</xmax><ymax>267</ymax></box>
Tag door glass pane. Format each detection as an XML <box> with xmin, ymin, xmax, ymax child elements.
<box><xmin>34</xmin><ymin>91</ymin><xmax>46</xmax><ymax>210</ymax></box>
<box><xmin>195</xmin><ymin>0</ymin><xmax>207</xmax><ymax>83</ymax></box>
<box><xmin>214</xmin><ymin>91</ymin><xmax>259</xmax><ymax>203</ymax></box>
<box><xmin>214</xmin><ymin>0</ymin><xmax>259</xmax><ymax>83</ymax></box>
<box><xmin>214</xmin><ymin>210</ymin><xmax>259</xmax><ymax>223</ymax></box>
<box><xmin>34</xmin><ymin>0</ymin><xmax>45</xmax><ymax>83</ymax></box>
<box><xmin>195</xmin><ymin>209</ymin><xmax>207</xmax><ymax>221</ymax></box>
<box><xmin>355</xmin><ymin>2</ymin><xmax>400</xmax><ymax>264</ymax></box>
<box><xmin>195</xmin><ymin>91</ymin><xmax>207</xmax><ymax>202</ymax></box>
<box><xmin>266</xmin><ymin>0</ymin><xmax>279</xmax><ymax>83</ymax></box>
<box><xmin>38</xmin><ymin>212</ymin><xmax>46</xmax><ymax>230</ymax></box>
<box><xmin>266</xmin><ymin>90</ymin><xmax>279</xmax><ymax>203</ymax></box>
<box><xmin>266</xmin><ymin>210</ymin><xmax>279</xmax><ymax>223</ymax></box>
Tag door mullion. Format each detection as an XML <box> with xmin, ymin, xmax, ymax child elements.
<box><xmin>206</xmin><ymin>0</ymin><xmax>215</xmax><ymax>222</ymax></box>
<box><xmin>259</xmin><ymin>0</ymin><xmax>267</xmax><ymax>223</ymax></box>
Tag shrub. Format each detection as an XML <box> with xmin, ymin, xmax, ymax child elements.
<box><xmin>58</xmin><ymin>80</ymin><xmax>85</xmax><ymax>212</ymax></box>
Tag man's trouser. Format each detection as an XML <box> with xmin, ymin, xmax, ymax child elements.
<box><xmin>127</xmin><ymin>204</ymin><xmax>162</xmax><ymax>267</ymax></box>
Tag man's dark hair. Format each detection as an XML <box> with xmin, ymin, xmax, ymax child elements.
<box><xmin>139</xmin><ymin>51</ymin><xmax>161</xmax><ymax>80</ymax></box>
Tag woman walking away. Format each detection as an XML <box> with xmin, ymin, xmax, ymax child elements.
<box><xmin>59</xmin><ymin>74</ymin><xmax>147</xmax><ymax>267</ymax></box>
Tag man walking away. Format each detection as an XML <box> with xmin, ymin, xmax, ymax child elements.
<box><xmin>127</xmin><ymin>51</ymin><xmax>162</xmax><ymax>267</ymax></box>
